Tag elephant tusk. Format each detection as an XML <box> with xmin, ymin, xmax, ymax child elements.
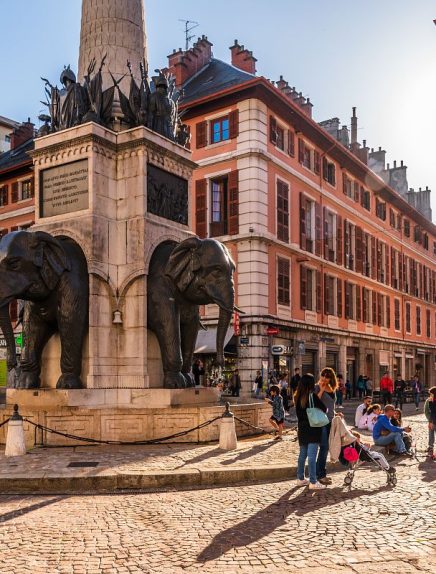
<box><xmin>233</xmin><ymin>305</ymin><xmax>245</xmax><ymax>314</ymax></box>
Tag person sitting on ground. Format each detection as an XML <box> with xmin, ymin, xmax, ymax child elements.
<box><xmin>391</xmin><ymin>408</ymin><xmax>413</xmax><ymax>451</ymax></box>
<box><xmin>424</xmin><ymin>386</ymin><xmax>436</xmax><ymax>459</ymax></box>
<box><xmin>372</xmin><ymin>404</ymin><xmax>412</xmax><ymax>455</ymax></box>
<box><xmin>355</xmin><ymin>396</ymin><xmax>372</xmax><ymax>427</ymax></box>
<box><xmin>264</xmin><ymin>384</ymin><xmax>285</xmax><ymax>441</ymax></box>
<box><xmin>365</xmin><ymin>404</ymin><xmax>381</xmax><ymax>432</ymax></box>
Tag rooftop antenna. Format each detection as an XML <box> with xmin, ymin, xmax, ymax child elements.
<box><xmin>179</xmin><ymin>19</ymin><xmax>199</xmax><ymax>51</ymax></box>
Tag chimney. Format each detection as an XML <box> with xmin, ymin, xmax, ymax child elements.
<box><xmin>351</xmin><ymin>107</ymin><xmax>357</xmax><ymax>145</ymax></box>
<box><xmin>230</xmin><ymin>40</ymin><xmax>257</xmax><ymax>74</ymax></box>
<box><xmin>10</xmin><ymin>118</ymin><xmax>34</xmax><ymax>150</ymax></box>
<box><xmin>167</xmin><ymin>35</ymin><xmax>213</xmax><ymax>88</ymax></box>
<box><xmin>301</xmin><ymin>97</ymin><xmax>313</xmax><ymax>118</ymax></box>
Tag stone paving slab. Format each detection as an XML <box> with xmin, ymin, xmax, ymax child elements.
<box><xmin>0</xmin><ymin>406</ymin><xmax>432</xmax><ymax>494</ymax></box>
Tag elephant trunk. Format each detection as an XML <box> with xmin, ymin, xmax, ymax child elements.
<box><xmin>216</xmin><ymin>308</ymin><xmax>232</xmax><ymax>368</ymax></box>
<box><xmin>0</xmin><ymin>304</ymin><xmax>17</xmax><ymax>371</ymax></box>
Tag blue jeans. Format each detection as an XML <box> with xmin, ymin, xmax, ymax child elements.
<box><xmin>429</xmin><ymin>427</ymin><xmax>435</xmax><ymax>449</ymax></box>
<box><xmin>374</xmin><ymin>432</ymin><xmax>406</xmax><ymax>453</ymax></box>
<box><xmin>414</xmin><ymin>393</ymin><xmax>420</xmax><ymax>408</ymax></box>
<box><xmin>316</xmin><ymin>423</ymin><xmax>331</xmax><ymax>479</ymax></box>
<box><xmin>297</xmin><ymin>443</ymin><xmax>319</xmax><ymax>484</ymax></box>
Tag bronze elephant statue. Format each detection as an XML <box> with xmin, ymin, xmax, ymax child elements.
<box><xmin>147</xmin><ymin>237</ymin><xmax>238</xmax><ymax>389</ymax></box>
<box><xmin>0</xmin><ymin>231</ymin><xmax>88</xmax><ymax>389</ymax></box>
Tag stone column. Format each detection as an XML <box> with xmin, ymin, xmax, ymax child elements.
<box><xmin>78</xmin><ymin>0</ymin><xmax>147</xmax><ymax>94</ymax></box>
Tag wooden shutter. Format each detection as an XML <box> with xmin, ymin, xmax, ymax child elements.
<box><xmin>277</xmin><ymin>180</ymin><xmax>289</xmax><ymax>243</ymax></box>
<box><xmin>371</xmin><ymin>236</ymin><xmax>376</xmax><ymax>280</ymax></box>
<box><xmin>270</xmin><ymin>116</ymin><xmax>277</xmax><ymax>144</ymax></box>
<box><xmin>316</xmin><ymin>270</ymin><xmax>322</xmax><ymax>312</ymax></box>
<box><xmin>372</xmin><ymin>291</ymin><xmax>377</xmax><ymax>324</ymax></box>
<box><xmin>337</xmin><ymin>278</ymin><xmax>343</xmax><ymax>318</ymax></box>
<box><xmin>0</xmin><ymin>185</ymin><xmax>8</xmax><ymax>206</ymax></box>
<box><xmin>345</xmin><ymin>281</ymin><xmax>350</xmax><ymax>319</ymax></box>
<box><xmin>315</xmin><ymin>202</ymin><xmax>322</xmax><ymax>256</ymax></box>
<box><xmin>344</xmin><ymin>219</ymin><xmax>349</xmax><ymax>267</ymax></box>
<box><xmin>30</xmin><ymin>179</ymin><xmax>35</xmax><ymax>197</ymax></box>
<box><xmin>196</xmin><ymin>121</ymin><xmax>207</xmax><ymax>148</ymax></box>
<box><xmin>377</xmin><ymin>293</ymin><xmax>382</xmax><ymax>326</ymax></box>
<box><xmin>390</xmin><ymin>247</ymin><xmax>395</xmax><ymax>287</ymax></box>
<box><xmin>298</xmin><ymin>138</ymin><xmax>304</xmax><ymax>163</ymax></box>
<box><xmin>300</xmin><ymin>266</ymin><xmax>307</xmax><ymax>310</ymax></box>
<box><xmin>288</xmin><ymin>131</ymin><xmax>295</xmax><ymax>157</ymax></box>
<box><xmin>229</xmin><ymin>110</ymin><xmax>239</xmax><ymax>139</ymax></box>
<box><xmin>343</xmin><ymin>174</ymin><xmax>348</xmax><ymax>196</ymax></box>
<box><xmin>299</xmin><ymin>192</ymin><xmax>307</xmax><ymax>250</ymax></box>
<box><xmin>324</xmin><ymin>274</ymin><xmax>330</xmax><ymax>314</ymax></box>
<box><xmin>386</xmin><ymin>296</ymin><xmax>391</xmax><ymax>329</ymax></box>
<box><xmin>227</xmin><ymin>170</ymin><xmax>239</xmax><ymax>236</ymax></box>
<box><xmin>353</xmin><ymin>181</ymin><xmax>359</xmax><ymax>202</ymax></box>
<box><xmin>11</xmin><ymin>182</ymin><xmax>19</xmax><ymax>203</ymax></box>
<box><xmin>385</xmin><ymin>246</ymin><xmax>390</xmax><ymax>285</ymax></box>
<box><xmin>10</xmin><ymin>226</ymin><xmax>18</xmax><ymax>232</ymax></box>
<box><xmin>314</xmin><ymin>151</ymin><xmax>320</xmax><ymax>175</ymax></box>
<box><xmin>336</xmin><ymin>215</ymin><xmax>343</xmax><ymax>265</ymax></box>
<box><xmin>322</xmin><ymin>157</ymin><xmax>328</xmax><ymax>181</ymax></box>
<box><xmin>195</xmin><ymin>179</ymin><xmax>207</xmax><ymax>238</ymax></box>
<box><xmin>323</xmin><ymin>207</ymin><xmax>329</xmax><ymax>260</ymax></box>
<box><xmin>376</xmin><ymin>240</ymin><xmax>382</xmax><ymax>282</ymax></box>
<box><xmin>363</xmin><ymin>288</ymin><xmax>368</xmax><ymax>322</ymax></box>
<box><xmin>355</xmin><ymin>227</ymin><xmax>363</xmax><ymax>274</ymax></box>
<box><xmin>356</xmin><ymin>285</ymin><xmax>361</xmax><ymax>322</ymax></box>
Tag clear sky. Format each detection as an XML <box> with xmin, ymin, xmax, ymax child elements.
<box><xmin>1</xmin><ymin>0</ymin><xmax>435</xmax><ymax>222</ymax></box>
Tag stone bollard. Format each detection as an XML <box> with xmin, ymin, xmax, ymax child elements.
<box><xmin>219</xmin><ymin>402</ymin><xmax>237</xmax><ymax>451</ymax></box>
<box><xmin>5</xmin><ymin>405</ymin><xmax>26</xmax><ymax>457</ymax></box>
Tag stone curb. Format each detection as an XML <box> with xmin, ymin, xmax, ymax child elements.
<box><xmin>0</xmin><ymin>463</ymin><xmax>298</xmax><ymax>494</ymax></box>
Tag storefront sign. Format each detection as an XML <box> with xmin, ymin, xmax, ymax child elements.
<box><xmin>297</xmin><ymin>341</ymin><xmax>305</xmax><ymax>355</ymax></box>
<box><xmin>233</xmin><ymin>312</ymin><xmax>240</xmax><ymax>336</ymax></box>
<box><xmin>271</xmin><ymin>345</ymin><xmax>292</xmax><ymax>355</ymax></box>
<box><xmin>40</xmin><ymin>159</ymin><xmax>89</xmax><ymax>217</ymax></box>
<box><xmin>240</xmin><ymin>337</ymin><xmax>249</xmax><ymax>345</ymax></box>
<box><xmin>266</xmin><ymin>326</ymin><xmax>279</xmax><ymax>335</ymax></box>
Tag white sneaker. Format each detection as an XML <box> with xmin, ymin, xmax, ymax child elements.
<box><xmin>296</xmin><ymin>479</ymin><xmax>309</xmax><ymax>487</ymax></box>
<box><xmin>309</xmin><ymin>481</ymin><xmax>327</xmax><ymax>490</ymax></box>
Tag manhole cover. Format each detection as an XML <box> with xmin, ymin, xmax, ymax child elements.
<box><xmin>67</xmin><ymin>461</ymin><xmax>99</xmax><ymax>468</ymax></box>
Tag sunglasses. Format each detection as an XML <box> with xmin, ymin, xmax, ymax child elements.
<box><xmin>321</xmin><ymin>372</ymin><xmax>332</xmax><ymax>379</ymax></box>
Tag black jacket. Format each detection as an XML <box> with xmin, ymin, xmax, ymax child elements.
<box><xmin>296</xmin><ymin>393</ymin><xmax>327</xmax><ymax>445</ymax></box>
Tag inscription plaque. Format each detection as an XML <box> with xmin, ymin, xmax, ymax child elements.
<box><xmin>40</xmin><ymin>159</ymin><xmax>89</xmax><ymax>217</ymax></box>
<box><xmin>147</xmin><ymin>164</ymin><xmax>188</xmax><ymax>225</ymax></box>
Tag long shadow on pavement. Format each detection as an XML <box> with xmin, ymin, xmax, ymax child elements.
<box><xmin>220</xmin><ymin>441</ymin><xmax>278</xmax><ymax>466</ymax></box>
<box><xmin>0</xmin><ymin>495</ymin><xmax>67</xmax><ymax>523</ymax></box>
<box><xmin>197</xmin><ymin>484</ymin><xmax>389</xmax><ymax>563</ymax></box>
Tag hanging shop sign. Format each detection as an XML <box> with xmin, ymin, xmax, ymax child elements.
<box><xmin>266</xmin><ymin>326</ymin><xmax>279</xmax><ymax>336</ymax></box>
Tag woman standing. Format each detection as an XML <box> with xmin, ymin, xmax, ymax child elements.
<box><xmin>294</xmin><ymin>373</ymin><xmax>327</xmax><ymax>490</ymax></box>
<box><xmin>315</xmin><ymin>367</ymin><xmax>339</xmax><ymax>485</ymax></box>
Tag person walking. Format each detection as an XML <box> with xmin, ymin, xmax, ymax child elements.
<box><xmin>264</xmin><ymin>384</ymin><xmax>285</xmax><ymax>440</ymax></box>
<box><xmin>231</xmin><ymin>369</ymin><xmax>241</xmax><ymax>397</ymax></box>
<box><xmin>356</xmin><ymin>375</ymin><xmax>366</xmax><ymax>399</ymax></box>
<box><xmin>294</xmin><ymin>373</ymin><xmax>327</xmax><ymax>490</ymax></box>
<box><xmin>279</xmin><ymin>372</ymin><xmax>290</xmax><ymax>413</ymax></box>
<box><xmin>424</xmin><ymin>386</ymin><xmax>436</xmax><ymax>459</ymax></box>
<box><xmin>290</xmin><ymin>367</ymin><xmax>301</xmax><ymax>395</ymax></box>
<box><xmin>394</xmin><ymin>373</ymin><xmax>406</xmax><ymax>410</ymax></box>
<box><xmin>380</xmin><ymin>371</ymin><xmax>394</xmax><ymax>406</ymax></box>
<box><xmin>336</xmin><ymin>375</ymin><xmax>345</xmax><ymax>408</ymax></box>
<box><xmin>411</xmin><ymin>376</ymin><xmax>422</xmax><ymax>411</ymax></box>
<box><xmin>254</xmin><ymin>370</ymin><xmax>263</xmax><ymax>398</ymax></box>
<box><xmin>314</xmin><ymin>367</ymin><xmax>339</xmax><ymax>485</ymax></box>
<box><xmin>345</xmin><ymin>378</ymin><xmax>352</xmax><ymax>400</ymax></box>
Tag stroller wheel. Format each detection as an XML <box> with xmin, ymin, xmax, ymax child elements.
<box><xmin>343</xmin><ymin>473</ymin><xmax>353</xmax><ymax>487</ymax></box>
<box><xmin>387</xmin><ymin>473</ymin><xmax>397</xmax><ymax>486</ymax></box>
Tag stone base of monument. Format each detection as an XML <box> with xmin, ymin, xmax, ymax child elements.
<box><xmin>1</xmin><ymin>390</ymin><xmax>271</xmax><ymax>447</ymax></box>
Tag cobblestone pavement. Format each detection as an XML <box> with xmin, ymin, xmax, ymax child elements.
<box><xmin>0</xmin><ymin>408</ymin><xmax>435</xmax><ymax>573</ymax></box>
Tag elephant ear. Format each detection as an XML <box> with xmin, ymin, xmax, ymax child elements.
<box><xmin>30</xmin><ymin>231</ymin><xmax>71</xmax><ymax>290</ymax></box>
<box><xmin>165</xmin><ymin>237</ymin><xmax>202</xmax><ymax>292</ymax></box>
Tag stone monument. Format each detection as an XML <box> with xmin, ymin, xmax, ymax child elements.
<box><xmin>0</xmin><ymin>0</ymin><xmax>269</xmax><ymax>446</ymax></box>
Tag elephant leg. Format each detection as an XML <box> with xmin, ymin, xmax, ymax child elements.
<box><xmin>180</xmin><ymin>305</ymin><xmax>200</xmax><ymax>387</ymax></box>
<box><xmin>56</xmin><ymin>312</ymin><xmax>86</xmax><ymax>389</ymax></box>
<box><xmin>150</xmin><ymin>308</ymin><xmax>187</xmax><ymax>389</ymax></box>
<box><xmin>18</xmin><ymin>304</ymin><xmax>53</xmax><ymax>389</ymax></box>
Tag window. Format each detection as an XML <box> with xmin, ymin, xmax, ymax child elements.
<box><xmin>343</xmin><ymin>174</ymin><xmax>352</xmax><ymax>199</ymax></box>
<box><xmin>324</xmin><ymin>275</ymin><xmax>337</xmax><ymax>316</ymax></box>
<box><xmin>414</xmin><ymin>226</ymin><xmax>422</xmax><ymax>245</ymax></box>
<box><xmin>363</xmin><ymin>288</ymin><xmax>372</xmax><ymax>323</ymax></box>
<box><xmin>210</xmin><ymin>178</ymin><xmax>227</xmax><ymax>235</ymax></box>
<box><xmin>344</xmin><ymin>220</ymin><xmax>355</xmax><ymax>270</ymax></box>
<box><xmin>322</xmin><ymin>158</ymin><xmax>336</xmax><ymax>186</ymax></box>
<box><xmin>277</xmin><ymin>180</ymin><xmax>289</xmax><ymax>243</ymax></box>
<box><xmin>196</xmin><ymin>111</ymin><xmax>238</xmax><ymax>148</ymax></box>
<box><xmin>389</xmin><ymin>209</ymin><xmax>396</xmax><ymax>228</ymax></box>
<box><xmin>345</xmin><ymin>281</ymin><xmax>356</xmax><ymax>320</ymax></box>
<box><xmin>277</xmin><ymin>257</ymin><xmax>290</xmax><ymax>306</ymax></box>
<box><xmin>300</xmin><ymin>195</ymin><xmax>315</xmax><ymax>253</ymax></box>
<box><xmin>404</xmin><ymin>219</ymin><xmax>410</xmax><ymax>237</ymax></box>
<box><xmin>423</xmin><ymin>233</ymin><xmax>429</xmax><ymax>250</ymax></box>
<box><xmin>376</xmin><ymin>198</ymin><xmax>386</xmax><ymax>221</ymax></box>
<box><xmin>211</xmin><ymin>117</ymin><xmax>229</xmax><ymax>144</ymax></box>
<box><xmin>324</xmin><ymin>209</ymin><xmax>336</xmax><ymax>262</ymax></box>
<box><xmin>433</xmin><ymin>241</ymin><xmax>436</xmax><ymax>256</ymax></box>
<box><xmin>360</xmin><ymin>188</ymin><xmax>371</xmax><ymax>211</ymax></box>
<box><xmin>416</xmin><ymin>306</ymin><xmax>421</xmax><ymax>335</ymax></box>
<box><xmin>363</xmin><ymin>233</ymin><xmax>371</xmax><ymax>277</ymax></box>
<box><xmin>426</xmin><ymin>309</ymin><xmax>431</xmax><ymax>338</ymax></box>
<box><xmin>300</xmin><ymin>266</ymin><xmax>319</xmax><ymax>312</ymax></box>
<box><xmin>270</xmin><ymin>117</ymin><xmax>285</xmax><ymax>151</ymax></box>
<box><xmin>0</xmin><ymin>185</ymin><xmax>8</xmax><ymax>207</ymax></box>
<box><xmin>298</xmin><ymin>139</ymin><xmax>320</xmax><ymax>174</ymax></box>
<box><xmin>21</xmin><ymin>179</ymin><xmax>33</xmax><ymax>200</ymax></box>
<box><xmin>207</xmin><ymin>171</ymin><xmax>239</xmax><ymax>237</ymax></box>
<box><xmin>394</xmin><ymin>299</ymin><xmax>400</xmax><ymax>331</ymax></box>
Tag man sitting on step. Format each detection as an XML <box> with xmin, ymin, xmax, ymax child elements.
<box><xmin>372</xmin><ymin>404</ymin><xmax>413</xmax><ymax>456</ymax></box>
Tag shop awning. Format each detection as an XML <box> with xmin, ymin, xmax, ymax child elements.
<box><xmin>194</xmin><ymin>327</ymin><xmax>233</xmax><ymax>354</ymax></box>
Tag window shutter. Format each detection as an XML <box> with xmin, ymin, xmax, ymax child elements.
<box><xmin>376</xmin><ymin>240</ymin><xmax>382</xmax><ymax>282</ymax></box>
<box><xmin>324</xmin><ymin>274</ymin><xmax>330</xmax><ymax>315</ymax></box>
<box><xmin>322</xmin><ymin>157</ymin><xmax>328</xmax><ymax>181</ymax></box>
<box><xmin>195</xmin><ymin>179</ymin><xmax>207</xmax><ymax>238</ymax></box>
<box><xmin>315</xmin><ymin>202</ymin><xmax>322</xmax><ymax>256</ymax></box>
<box><xmin>377</xmin><ymin>293</ymin><xmax>382</xmax><ymax>326</ymax></box>
<box><xmin>386</xmin><ymin>296</ymin><xmax>391</xmax><ymax>329</ymax></box>
<box><xmin>288</xmin><ymin>131</ymin><xmax>295</xmax><ymax>157</ymax></box>
<box><xmin>356</xmin><ymin>285</ymin><xmax>361</xmax><ymax>322</ymax></box>
<box><xmin>342</xmin><ymin>174</ymin><xmax>348</xmax><ymax>196</ymax></box>
<box><xmin>0</xmin><ymin>185</ymin><xmax>8</xmax><ymax>206</ymax></box>
<box><xmin>345</xmin><ymin>281</ymin><xmax>350</xmax><ymax>319</ymax></box>
<box><xmin>371</xmin><ymin>236</ymin><xmax>376</xmax><ymax>280</ymax></box>
<box><xmin>353</xmin><ymin>181</ymin><xmax>359</xmax><ymax>202</ymax></box>
<box><xmin>336</xmin><ymin>215</ymin><xmax>343</xmax><ymax>265</ymax></box>
<box><xmin>385</xmin><ymin>246</ymin><xmax>390</xmax><ymax>285</ymax></box>
<box><xmin>270</xmin><ymin>116</ymin><xmax>277</xmax><ymax>144</ymax></box>
<box><xmin>337</xmin><ymin>278</ymin><xmax>343</xmax><ymax>318</ymax></box>
<box><xmin>300</xmin><ymin>266</ymin><xmax>307</xmax><ymax>310</ymax></box>
<box><xmin>372</xmin><ymin>290</ymin><xmax>377</xmax><ymax>324</ymax></box>
<box><xmin>229</xmin><ymin>110</ymin><xmax>239</xmax><ymax>139</ymax></box>
<box><xmin>196</xmin><ymin>121</ymin><xmax>207</xmax><ymax>148</ymax></box>
<box><xmin>390</xmin><ymin>247</ymin><xmax>395</xmax><ymax>287</ymax></box>
<box><xmin>299</xmin><ymin>192</ymin><xmax>307</xmax><ymax>250</ymax></box>
<box><xmin>11</xmin><ymin>182</ymin><xmax>19</xmax><ymax>203</ymax></box>
<box><xmin>30</xmin><ymin>179</ymin><xmax>35</xmax><ymax>197</ymax></box>
<box><xmin>314</xmin><ymin>151</ymin><xmax>321</xmax><ymax>175</ymax></box>
<box><xmin>227</xmin><ymin>170</ymin><xmax>239</xmax><ymax>236</ymax></box>
<box><xmin>316</xmin><ymin>271</ymin><xmax>322</xmax><ymax>312</ymax></box>
<box><xmin>298</xmin><ymin>138</ymin><xmax>304</xmax><ymax>163</ymax></box>
<box><xmin>10</xmin><ymin>226</ymin><xmax>18</xmax><ymax>232</ymax></box>
<box><xmin>363</xmin><ymin>288</ymin><xmax>368</xmax><ymax>322</ymax></box>
<box><xmin>323</xmin><ymin>207</ymin><xmax>329</xmax><ymax>260</ymax></box>
<box><xmin>344</xmin><ymin>219</ymin><xmax>349</xmax><ymax>266</ymax></box>
<box><xmin>355</xmin><ymin>227</ymin><xmax>363</xmax><ymax>274</ymax></box>
<box><xmin>277</xmin><ymin>180</ymin><xmax>289</xmax><ymax>243</ymax></box>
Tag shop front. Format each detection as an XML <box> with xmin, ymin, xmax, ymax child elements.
<box><xmin>193</xmin><ymin>327</ymin><xmax>236</xmax><ymax>386</ymax></box>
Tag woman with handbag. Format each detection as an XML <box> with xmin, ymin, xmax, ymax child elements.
<box><xmin>294</xmin><ymin>373</ymin><xmax>328</xmax><ymax>490</ymax></box>
<box><xmin>314</xmin><ymin>368</ymin><xmax>339</xmax><ymax>485</ymax></box>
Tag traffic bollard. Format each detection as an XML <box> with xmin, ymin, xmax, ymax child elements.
<box><xmin>5</xmin><ymin>404</ymin><xmax>26</xmax><ymax>457</ymax></box>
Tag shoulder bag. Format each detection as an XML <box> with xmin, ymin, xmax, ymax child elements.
<box><xmin>307</xmin><ymin>393</ymin><xmax>329</xmax><ymax>427</ymax></box>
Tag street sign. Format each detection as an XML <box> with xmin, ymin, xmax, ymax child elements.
<box><xmin>240</xmin><ymin>337</ymin><xmax>249</xmax><ymax>345</ymax></box>
<box><xmin>266</xmin><ymin>326</ymin><xmax>279</xmax><ymax>335</ymax></box>
<box><xmin>271</xmin><ymin>345</ymin><xmax>285</xmax><ymax>355</ymax></box>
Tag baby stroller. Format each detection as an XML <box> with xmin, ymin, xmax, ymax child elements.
<box><xmin>340</xmin><ymin>441</ymin><xmax>397</xmax><ymax>488</ymax></box>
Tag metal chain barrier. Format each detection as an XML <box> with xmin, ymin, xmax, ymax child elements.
<box><xmin>233</xmin><ymin>415</ymin><xmax>297</xmax><ymax>436</ymax></box>
<box><xmin>0</xmin><ymin>418</ymin><xmax>10</xmax><ymax>429</ymax></box>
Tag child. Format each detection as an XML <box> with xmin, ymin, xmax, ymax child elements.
<box><xmin>265</xmin><ymin>384</ymin><xmax>285</xmax><ymax>440</ymax></box>
<box><xmin>424</xmin><ymin>386</ymin><xmax>436</xmax><ymax>459</ymax></box>
<box><xmin>365</xmin><ymin>404</ymin><xmax>381</xmax><ymax>432</ymax></box>
<box><xmin>349</xmin><ymin>431</ymin><xmax>390</xmax><ymax>470</ymax></box>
